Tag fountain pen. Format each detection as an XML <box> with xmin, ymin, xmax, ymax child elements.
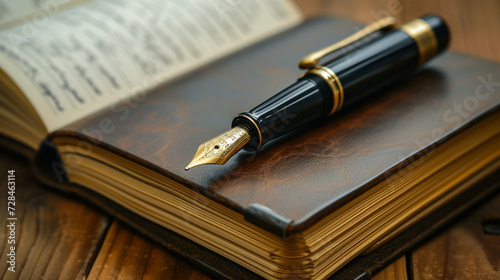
<box><xmin>186</xmin><ymin>15</ymin><xmax>450</xmax><ymax>170</ymax></box>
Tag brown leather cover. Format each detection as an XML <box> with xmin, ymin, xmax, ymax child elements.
<box><xmin>52</xmin><ymin>16</ymin><xmax>500</xmax><ymax>235</ymax></box>
<box><xmin>37</xmin><ymin>16</ymin><xmax>500</xmax><ymax>278</ymax></box>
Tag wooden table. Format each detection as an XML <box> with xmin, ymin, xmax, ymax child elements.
<box><xmin>1</xmin><ymin>1</ymin><xmax>500</xmax><ymax>279</ymax></box>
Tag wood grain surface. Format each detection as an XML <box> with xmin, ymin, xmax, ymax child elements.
<box><xmin>372</xmin><ymin>256</ymin><xmax>407</xmax><ymax>280</ymax></box>
<box><xmin>410</xmin><ymin>194</ymin><xmax>500</xmax><ymax>280</ymax></box>
<box><xmin>87</xmin><ymin>222</ymin><xmax>211</xmax><ymax>280</ymax></box>
<box><xmin>0</xmin><ymin>147</ymin><xmax>110</xmax><ymax>279</ymax></box>
<box><xmin>1</xmin><ymin>1</ymin><xmax>499</xmax><ymax>279</ymax></box>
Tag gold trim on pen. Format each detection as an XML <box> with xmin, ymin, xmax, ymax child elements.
<box><xmin>236</xmin><ymin>114</ymin><xmax>262</xmax><ymax>149</ymax></box>
<box><xmin>305</xmin><ymin>66</ymin><xmax>344</xmax><ymax>115</ymax></box>
<box><xmin>298</xmin><ymin>17</ymin><xmax>397</xmax><ymax>69</ymax></box>
<box><xmin>400</xmin><ymin>19</ymin><xmax>438</xmax><ymax>65</ymax></box>
<box><xmin>298</xmin><ymin>17</ymin><xmax>398</xmax><ymax>116</ymax></box>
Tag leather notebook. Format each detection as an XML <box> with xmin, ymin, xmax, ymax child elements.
<box><xmin>6</xmin><ymin>16</ymin><xmax>500</xmax><ymax>279</ymax></box>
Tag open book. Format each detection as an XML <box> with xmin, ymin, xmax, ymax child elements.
<box><xmin>2</xmin><ymin>1</ymin><xmax>500</xmax><ymax>279</ymax></box>
<box><xmin>0</xmin><ymin>0</ymin><xmax>302</xmax><ymax>149</ymax></box>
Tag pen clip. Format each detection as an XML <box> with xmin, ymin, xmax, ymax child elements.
<box><xmin>298</xmin><ymin>17</ymin><xmax>398</xmax><ymax>69</ymax></box>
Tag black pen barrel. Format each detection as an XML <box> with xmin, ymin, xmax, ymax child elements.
<box><xmin>233</xmin><ymin>75</ymin><xmax>332</xmax><ymax>149</ymax></box>
<box><xmin>326</xmin><ymin>14</ymin><xmax>449</xmax><ymax>106</ymax></box>
<box><xmin>233</xmin><ymin>15</ymin><xmax>450</xmax><ymax>150</ymax></box>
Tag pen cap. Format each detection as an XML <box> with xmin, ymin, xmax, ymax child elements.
<box><xmin>419</xmin><ymin>14</ymin><xmax>450</xmax><ymax>54</ymax></box>
<box><xmin>399</xmin><ymin>14</ymin><xmax>450</xmax><ymax>65</ymax></box>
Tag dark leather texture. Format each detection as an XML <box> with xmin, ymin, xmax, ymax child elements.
<box><xmin>52</xmin><ymin>17</ymin><xmax>500</xmax><ymax>236</ymax></box>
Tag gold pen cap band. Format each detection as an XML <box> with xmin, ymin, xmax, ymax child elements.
<box><xmin>400</xmin><ymin>19</ymin><xmax>438</xmax><ymax>65</ymax></box>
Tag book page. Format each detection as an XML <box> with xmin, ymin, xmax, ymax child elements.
<box><xmin>0</xmin><ymin>0</ymin><xmax>89</xmax><ymax>29</ymax></box>
<box><xmin>0</xmin><ymin>0</ymin><xmax>302</xmax><ymax>132</ymax></box>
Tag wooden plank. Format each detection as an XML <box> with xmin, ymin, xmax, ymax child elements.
<box><xmin>372</xmin><ymin>256</ymin><xmax>408</xmax><ymax>280</ymax></box>
<box><xmin>0</xmin><ymin>148</ymin><xmax>110</xmax><ymax>279</ymax></box>
<box><xmin>88</xmin><ymin>221</ymin><xmax>414</xmax><ymax>280</ymax></box>
<box><xmin>87</xmin><ymin>221</ymin><xmax>212</xmax><ymax>280</ymax></box>
<box><xmin>294</xmin><ymin>0</ymin><xmax>500</xmax><ymax>63</ymax></box>
<box><xmin>411</xmin><ymin>193</ymin><xmax>500</xmax><ymax>280</ymax></box>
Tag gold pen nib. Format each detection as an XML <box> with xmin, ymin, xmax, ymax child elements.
<box><xmin>185</xmin><ymin>126</ymin><xmax>250</xmax><ymax>170</ymax></box>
